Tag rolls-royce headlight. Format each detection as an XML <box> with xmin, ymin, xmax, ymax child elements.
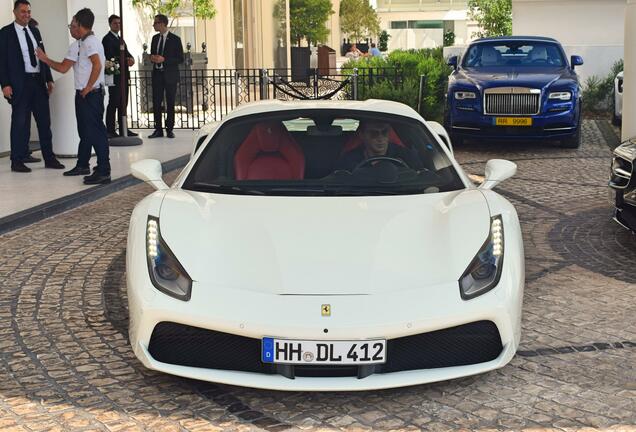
<box><xmin>455</xmin><ymin>91</ymin><xmax>477</xmax><ymax>100</ymax></box>
<box><xmin>459</xmin><ymin>215</ymin><xmax>504</xmax><ymax>300</ymax></box>
<box><xmin>146</xmin><ymin>217</ymin><xmax>192</xmax><ymax>301</ymax></box>
<box><xmin>548</xmin><ymin>91</ymin><xmax>572</xmax><ymax>101</ymax></box>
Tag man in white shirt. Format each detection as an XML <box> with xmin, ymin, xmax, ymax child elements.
<box><xmin>36</xmin><ymin>8</ymin><xmax>111</xmax><ymax>185</ymax></box>
<box><xmin>0</xmin><ymin>0</ymin><xmax>64</xmax><ymax>173</ymax></box>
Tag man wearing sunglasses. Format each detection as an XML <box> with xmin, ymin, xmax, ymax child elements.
<box><xmin>336</xmin><ymin>121</ymin><xmax>422</xmax><ymax>172</ymax></box>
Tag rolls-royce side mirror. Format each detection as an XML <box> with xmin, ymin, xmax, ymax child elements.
<box><xmin>571</xmin><ymin>55</ymin><xmax>584</xmax><ymax>69</ymax></box>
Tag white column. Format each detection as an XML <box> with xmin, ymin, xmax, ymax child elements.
<box><xmin>623</xmin><ymin>0</ymin><xmax>636</xmax><ymax>142</ymax></box>
<box><xmin>31</xmin><ymin>0</ymin><xmax>79</xmax><ymax>156</ymax></box>
<box><xmin>0</xmin><ymin>0</ymin><xmax>13</xmax><ymax>156</ymax></box>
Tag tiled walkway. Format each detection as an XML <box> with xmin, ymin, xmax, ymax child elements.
<box><xmin>0</xmin><ymin>130</ymin><xmax>195</xmax><ymax>220</ymax></box>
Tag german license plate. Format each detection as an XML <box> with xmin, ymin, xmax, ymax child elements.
<box><xmin>261</xmin><ymin>337</ymin><xmax>386</xmax><ymax>365</ymax></box>
<box><xmin>494</xmin><ymin>117</ymin><xmax>533</xmax><ymax>126</ymax></box>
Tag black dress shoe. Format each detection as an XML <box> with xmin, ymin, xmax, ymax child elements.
<box><xmin>44</xmin><ymin>158</ymin><xmax>65</xmax><ymax>169</ymax></box>
<box><xmin>63</xmin><ymin>166</ymin><xmax>91</xmax><ymax>176</ymax></box>
<box><xmin>11</xmin><ymin>161</ymin><xmax>31</xmax><ymax>172</ymax></box>
<box><xmin>107</xmin><ymin>131</ymin><xmax>120</xmax><ymax>139</ymax></box>
<box><xmin>126</xmin><ymin>130</ymin><xmax>139</xmax><ymax>137</ymax></box>
<box><xmin>83</xmin><ymin>172</ymin><xmax>111</xmax><ymax>185</ymax></box>
<box><xmin>148</xmin><ymin>130</ymin><xmax>163</xmax><ymax>139</ymax></box>
<box><xmin>166</xmin><ymin>130</ymin><xmax>175</xmax><ymax>139</ymax></box>
<box><xmin>22</xmin><ymin>155</ymin><xmax>41</xmax><ymax>163</ymax></box>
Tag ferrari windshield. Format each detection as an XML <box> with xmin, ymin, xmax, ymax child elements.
<box><xmin>183</xmin><ymin>110</ymin><xmax>464</xmax><ymax>196</ymax></box>
<box><xmin>462</xmin><ymin>41</ymin><xmax>566</xmax><ymax>68</ymax></box>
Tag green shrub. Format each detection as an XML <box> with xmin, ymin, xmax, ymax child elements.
<box><xmin>342</xmin><ymin>48</ymin><xmax>452</xmax><ymax>122</ymax></box>
<box><xmin>378</xmin><ymin>30</ymin><xmax>390</xmax><ymax>52</ymax></box>
<box><xmin>443</xmin><ymin>30</ymin><xmax>455</xmax><ymax>47</ymax></box>
<box><xmin>582</xmin><ymin>59</ymin><xmax>623</xmax><ymax>113</ymax></box>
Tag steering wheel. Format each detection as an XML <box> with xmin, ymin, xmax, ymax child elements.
<box><xmin>353</xmin><ymin>156</ymin><xmax>409</xmax><ymax>171</ymax></box>
<box><xmin>531</xmin><ymin>59</ymin><xmax>548</xmax><ymax>64</ymax></box>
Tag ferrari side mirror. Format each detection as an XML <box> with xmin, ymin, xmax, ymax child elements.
<box><xmin>480</xmin><ymin>159</ymin><xmax>517</xmax><ymax>190</ymax></box>
<box><xmin>131</xmin><ymin>159</ymin><xmax>169</xmax><ymax>191</ymax></box>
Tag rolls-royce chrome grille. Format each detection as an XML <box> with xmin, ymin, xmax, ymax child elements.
<box><xmin>484</xmin><ymin>87</ymin><xmax>541</xmax><ymax>115</ymax></box>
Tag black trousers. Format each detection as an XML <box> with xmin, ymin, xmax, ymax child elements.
<box><xmin>106</xmin><ymin>80</ymin><xmax>129</xmax><ymax>134</ymax></box>
<box><xmin>152</xmin><ymin>70</ymin><xmax>177</xmax><ymax>132</ymax></box>
<box><xmin>10</xmin><ymin>74</ymin><xmax>55</xmax><ymax>162</ymax></box>
<box><xmin>75</xmin><ymin>89</ymin><xmax>110</xmax><ymax>175</ymax></box>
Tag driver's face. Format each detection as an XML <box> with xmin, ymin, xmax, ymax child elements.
<box><xmin>362</xmin><ymin>124</ymin><xmax>390</xmax><ymax>156</ymax></box>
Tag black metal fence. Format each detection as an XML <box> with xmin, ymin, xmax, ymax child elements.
<box><xmin>126</xmin><ymin>67</ymin><xmax>403</xmax><ymax>130</ymax></box>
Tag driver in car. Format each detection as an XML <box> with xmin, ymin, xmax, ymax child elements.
<box><xmin>335</xmin><ymin>121</ymin><xmax>423</xmax><ymax>171</ymax></box>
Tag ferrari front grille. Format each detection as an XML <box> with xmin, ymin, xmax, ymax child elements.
<box><xmin>147</xmin><ymin>321</ymin><xmax>503</xmax><ymax>379</ymax></box>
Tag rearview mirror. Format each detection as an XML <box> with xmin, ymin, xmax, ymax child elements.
<box><xmin>480</xmin><ymin>159</ymin><xmax>517</xmax><ymax>190</ymax></box>
<box><xmin>131</xmin><ymin>159</ymin><xmax>169</xmax><ymax>191</ymax></box>
<box><xmin>447</xmin><ymin>55</ymin><xmax>458</xmax><ymax>69</ymax></box>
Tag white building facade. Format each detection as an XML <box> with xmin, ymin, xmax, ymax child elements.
<box><xmin>0</xmin><ymin>0</ymin><xmax>292</xmax><ymax>157</ymax></box>
<box><xmin>376</xmin><ymin>0</ymin><xmax>479</xmax><ymax>50</ymax></box>
<box><xmin>512</xmin><ymin>0</ymin><xmax>625</xmax><ymax>84</ymax></box>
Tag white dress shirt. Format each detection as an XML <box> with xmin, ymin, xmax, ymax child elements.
<box><xmin>155</xmin><ymin>31</ymin><xmax>169</xmax><ymax>70</ymax></box>
<box><xmin>13</xmin><ymin>22</ymin><xmax>40</xmax><ymax>73</ymax></box>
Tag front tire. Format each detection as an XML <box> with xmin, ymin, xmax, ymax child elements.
<box><xmin>560</xmin><ymin>128</ymin><xmax>581</xmax><ymax>148</ymax></box>
<box><xmin>450</xmin><ymin>133</ymin><xmax>464</xmax><ymax>146</ymax></box>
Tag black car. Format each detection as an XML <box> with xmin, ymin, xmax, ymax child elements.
<box><xmin>609</xmin><ymin>139</ymin><xmax>636</xmax><ymax>231</ymax></box>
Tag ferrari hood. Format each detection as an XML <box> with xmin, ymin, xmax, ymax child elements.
<box><xmin>158</xmin><ymin>190</ymin><xmax>491</xmax><ymax>295</ymax></box>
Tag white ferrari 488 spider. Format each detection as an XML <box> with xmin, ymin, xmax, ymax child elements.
<box><xmin>127</xmin><ymin>99</ymin><xmax>524</xmax><ymax>391</ymax></box>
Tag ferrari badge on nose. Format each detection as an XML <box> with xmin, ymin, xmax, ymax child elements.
<box><xmin>321</xmin><ymin>304</ymin><xmax>331</xmax><ymax>316</ymax></box>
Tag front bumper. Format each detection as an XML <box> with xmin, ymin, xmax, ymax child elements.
<box><xmin>448</xmin><ymin>105</ymin><xmax>579</xmax><ymax>141</ymax></box>
<box><xmin>613</xmin><ymin>189</ymin><xmax>636</xmax><ymax>232</ymax></box>
<box><xmin>615</xmin><ymin>92</ymin><xmax>623</xmax><ymax>120</ymax></box>
<box><xmin>127</xmin><ymin>256</ymin><xmax>523</xmax><ymax>391</ymax></box>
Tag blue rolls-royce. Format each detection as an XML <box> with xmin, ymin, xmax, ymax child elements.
<box><xmin>445</xmin><ymin>36</ymin><xmax>583</xmax><ymax>148</ymax></box>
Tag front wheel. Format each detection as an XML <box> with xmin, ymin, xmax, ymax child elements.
<box><xmin>450</xmin><ymin>133</ymin><xmax>464</xmax><ymax>146</ymax></box>
<box><xmin>560</xmin><ymin>126</ymin><xmax>581</xmax><ymax>149</ymax></box>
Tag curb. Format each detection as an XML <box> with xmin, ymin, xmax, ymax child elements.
<box><xmin>0</xmin><ymin>154</ymin><xmax>190</xmax><ymax>236</ymax></box>
<box><xmin>595</xmin><ymin>119</ymin><xmax>621</xmax><ymax>151</ymax></box>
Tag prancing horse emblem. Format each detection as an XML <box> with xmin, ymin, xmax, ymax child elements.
<box><xmin>321</xmin><ymin>304</ymin><xmax>331</xmax><ymax>316</ymax></box>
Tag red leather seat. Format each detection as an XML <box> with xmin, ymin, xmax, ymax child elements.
<box><xmin>340</xmin><ymin>125</ymin><xmax>405</xmax><ymax>156</ymax></box>
<box><xmin>234</xmin><ymin>122</ymin><xmax>305</xmax><ymax>180</ymax></box>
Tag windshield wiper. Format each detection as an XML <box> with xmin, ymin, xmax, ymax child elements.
<box><xmin>190</xmin><ymin>182</ymin><xmax>266</xmax><ymax>195</ymax></box>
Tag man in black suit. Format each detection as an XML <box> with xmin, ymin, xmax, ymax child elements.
<box><xmin>148</xmin><ymin>14</ymin><xmax>183</xmax><ymax>139</ymax></box>
<box><xmin>102</xmin><ymin>14</ymin><xmax>137</xmax><ymax>138</ymax></box>
<box><xmin>0</xmin><ymin>0</ymin><xmax>64</xmax><ymax>173</ymax></box>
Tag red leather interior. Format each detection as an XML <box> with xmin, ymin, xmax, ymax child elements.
<box><xmin>234</xmin><ymin>122</ymin><xmax>305</xmax><ymax>180</ymax></box>
<box><xmin>340</xmin><ymin>125</ymin><xmax>405</xmax><ymax>155</ymax></box>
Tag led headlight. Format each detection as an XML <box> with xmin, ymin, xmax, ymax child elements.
<box><xmin>455</xmin><ymin>91</ymin><xmax>477</xmax><ymax>100</ymax></box>
<box><xmin>146</xmin><ymin>217</ymin><xmax>192</xmax><ymax>301</ymax></box>
<box><xmin>548</xmin><ymin>91</ymin><xmax>571</xmax><ymax>101</ymax></box>
<box><xmin>459</xmin><ymin>215</ymin><xmax>504</xmax><ymax>300</ymax></box>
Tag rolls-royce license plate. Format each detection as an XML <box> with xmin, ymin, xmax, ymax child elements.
<box><xmin>261</xmin><ymin>337</ymin><xmax>386</xmax><ymax>365</ymax></box>
<box><xmin>494</xmin><ymin>117</ymin><xmax>532</xmax><ymax>126</ymax></box>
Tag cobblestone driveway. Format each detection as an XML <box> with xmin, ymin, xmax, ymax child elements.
<box><xmin>0</xmin><ymin>120</ymin><xmax>634</xmax><ymax>431</ymax></box>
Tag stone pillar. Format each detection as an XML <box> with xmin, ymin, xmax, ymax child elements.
<box><xmin>623</xmin><ymin>0</ymin><xmax>636</xmax><ymax>142</ymax></box>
